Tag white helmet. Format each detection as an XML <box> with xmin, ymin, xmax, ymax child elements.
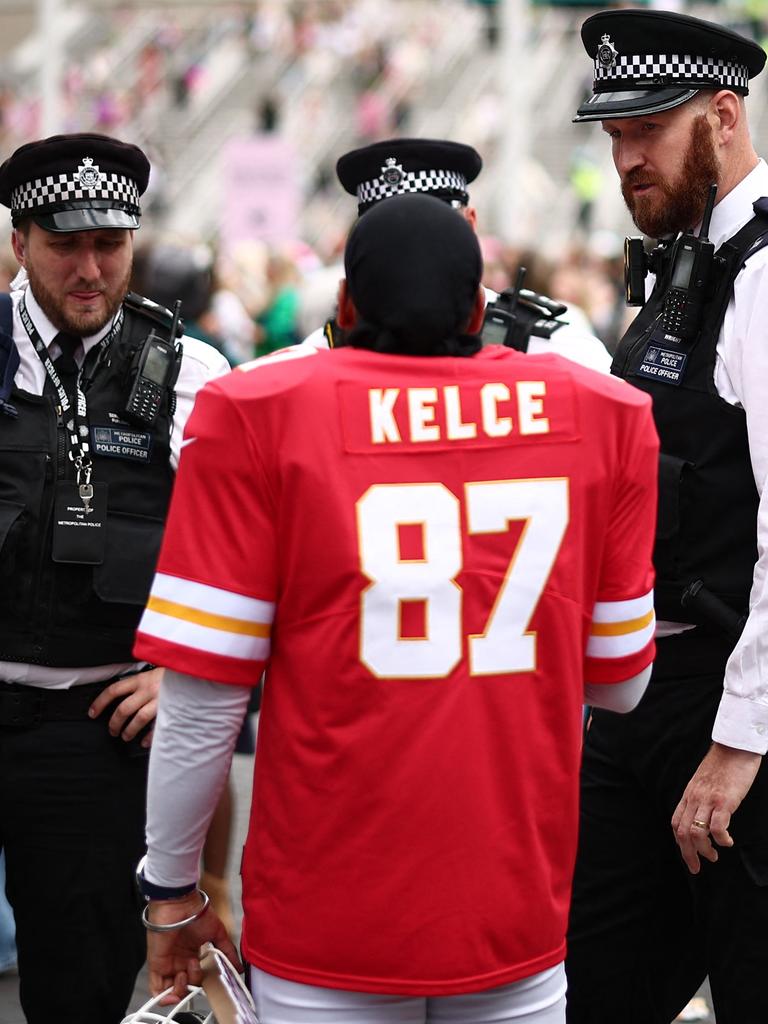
<box><xmin>121</xmin><ymin>945</ymin><xmax>259</xmax><ymax>1024</ymax></box>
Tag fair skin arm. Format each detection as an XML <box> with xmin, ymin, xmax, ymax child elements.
<box><xmin>671</xmin><ymin>743</ymin><xmax>762</xmax><ymax>873</ymax></box>
<box><xmin>146</xmin><ymin>894</ymin><xmax>241</xmax><ymax>1003</ymax></box>
<box><xmin>87</xmin><ymin>665</ymin><xmax>162</xmax><ymax>746</ymax></box>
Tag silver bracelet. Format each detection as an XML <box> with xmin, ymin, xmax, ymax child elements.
<box><xmin>142</xmin><ymin>889</ymin><xmax>210</xmax><ymax>932</ymax></box>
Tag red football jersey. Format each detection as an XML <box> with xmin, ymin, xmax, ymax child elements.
<box><xmin>135</xmin><ymin>344</ymin><xmax>657</xmax><ymax>995</ymax></box>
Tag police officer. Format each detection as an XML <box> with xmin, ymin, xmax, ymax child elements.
<box><xmin>302</xmin><ymin>137</ymin><xmax>611</xmax><ymax>372</ymax></box>
<box><xmin>0</xmin><ymin>133</ymin><xmax>228</xmax><ymax>1021</ymax></box>
<box><xmin>567</xmin><ymin>11</ymin><xmax>768</xmax><ymax>1022</ymax></box>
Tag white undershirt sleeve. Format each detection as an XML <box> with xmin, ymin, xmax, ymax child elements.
<box><xmin>585</xmin><ymin>665</ymin><xmax>652</xmax><ymax>713</ymax></box>
<box><xmin>144</xmin><ymin>669</ymin><xmax>251</xmax><ymax>888</ymax></box>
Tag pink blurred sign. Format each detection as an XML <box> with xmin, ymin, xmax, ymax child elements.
<box><xmin>221</xmin><ymin>135</ymin><xmax>300</xmax><ymax>249</ymax></box>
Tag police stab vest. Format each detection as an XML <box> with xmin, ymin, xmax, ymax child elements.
<box><xmin>612</xmin><ymin>201</ymin><xmax>768</xmax><ymax>624</ymax></box>
<box><xmin>0</xmin><ymin>293</ymin><xmax>178</xmax><ymax>667</ymax></box>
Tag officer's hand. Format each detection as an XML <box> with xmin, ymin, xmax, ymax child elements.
<box><xmin>671</xmin><ymin>741</ymin><xmax>762</xmax><ymax>874</ymax></box>
<box><xmin>146</xmin><ymin>893</ymin><xmax>242</xmax><ymax>1002</ymax></box>
<box><xmin>88</xmin><ymin>666</ymin><xmax>163</xmax><ymax>747</ymax></box>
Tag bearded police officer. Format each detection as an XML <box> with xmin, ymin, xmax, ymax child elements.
<box><xmin>567</xmin><ymin>11</ymin><xmax>768</xmax><ymax>1022</ymax></box>
<box><xmin>0</xmin><ymin>133</ymin><xmax>228</xmax><ymax>1021</ymax></box>
<box><xmin>302</xmin><ymin>137</ymin><xmax>611</xmax><ymax>372</ymax></box>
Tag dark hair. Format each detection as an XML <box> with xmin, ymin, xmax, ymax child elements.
<box><xmin>346</xmin><ymin>321</ymin><xmax>481</xmax><ymax>358</ymax></box>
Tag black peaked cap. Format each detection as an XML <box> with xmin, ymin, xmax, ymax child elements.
<box><xmin>344</xmin><ymin>193</ymin><xmax>482</xmax><ymax>345</ymax></box>
<box><xmin>337</xmin><ymin>138</ymin><xmax>482</xmax><ymax>214</ymax></box>
<box><xmin>575</xmin><ymin>8</ymin><xmax>766</xmax><ymax>122</ymax></box>
<box><xmin>0</xmin><ymin>132</ymin><xmax>150</xmax><ymax>232</ymax></box>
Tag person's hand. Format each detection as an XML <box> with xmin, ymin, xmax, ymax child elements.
<box><xmin>671</xmin><ymin>741</ymin><xmax>762</xmax><ymax>873</ymax></box>
<box><xmin>146</xmin><ymin>891</ymin><xmax>242</xmax><ymax>1003</ymax></box>
<box><xmin>88</xmin><ymin>666</ymin><xmax>163</xmax><ymax>748</ymax></box>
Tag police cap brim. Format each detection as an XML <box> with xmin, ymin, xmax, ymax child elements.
<box><xmin>31</xmin><ymin>207</ymin><xmax>140</xmax><ymax>232</ymax></box>
<box><xmin>573</xmin><ymin>86</ymin><xmax>699</xmax><ymax>122</ymax></box>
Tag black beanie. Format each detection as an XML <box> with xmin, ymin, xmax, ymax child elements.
<box><xmin>343</xmin><ymin>193</ymin><xmax>483</xmax><ymax>355</ymax></box>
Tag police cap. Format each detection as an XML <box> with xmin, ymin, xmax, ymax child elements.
<box><xmin>337</xmin><ymin>138</ymin><xmax>482</xmax><ymax>214</ymax></box>
<box><xmin>574</xmin><ymin>8</ymin><xmax>766</xmax><ymax>123</ymax></box>
<box><xmin>344</xmin><ymin>193</ymin><xmax>482</xmax><ymax>350</ymax></box>
<box><xmin>0</xmin><ymin>132</ymin><xmax>150</xmax><ymax>232</ymax></box>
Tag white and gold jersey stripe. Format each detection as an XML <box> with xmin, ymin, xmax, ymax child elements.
<box><xmin>587</xmin><ymin>591</ymin><xmax>655</xmax><ymax>660</ymax></box>
<box><xmin>139</xmin><ymin>573</ymin><xmax>274</xmax><ymax>663</ymax></box>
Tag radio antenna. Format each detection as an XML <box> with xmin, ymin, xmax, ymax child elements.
<box><xmin>699</xmin><ymin>184</ymin><xmax>718</xmax><ymax>241</ymax></box>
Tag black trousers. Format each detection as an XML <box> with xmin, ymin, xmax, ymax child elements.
<box><xmin>566</xmin><ymin>631</ymin><xmax>768</xmax><ymax>1024</ymax></box>
<box><xmin>0</xmin><ymin>685</ymin><xmax>148</xmax><ymax>1022</ymax></box>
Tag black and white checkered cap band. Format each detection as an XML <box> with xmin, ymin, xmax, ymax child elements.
<box><xmin>357</xmin><ymin>169</ymin><xmax>468</xmax><ymax>204</ymax></box>
<box><xmin>595</xmin><ymin>53</ymin><xmax>749</xmax><ymax>91</ymax></box>
<box><xmin>11</xmin><ymin>172</ymin><xmax>140</xmax><ymax>214</ymax></box>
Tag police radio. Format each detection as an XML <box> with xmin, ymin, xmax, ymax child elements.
<box><xmin>125</xmin><ymin>300</ymin><xmax>183</xmax><ymax>427</ymax></box>
<box><xmin>480</xmin><ymin>267</ymin><xmax>567</xmax><ymax>352</ymax></box>
<box><xmin>659</xmin><ymin>184</ymin><xmax>717</xmax><ymax>341</ymax></box>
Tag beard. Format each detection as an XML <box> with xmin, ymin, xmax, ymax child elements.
<box><xmin>25</xmin><ymin>259</ymin><xmax>130</xmax><ymax>335</ymax></box>
<box><xmin>621</xmin><ymin>114</ymin><xmax>720</xmax><ymax>238</ymax></box>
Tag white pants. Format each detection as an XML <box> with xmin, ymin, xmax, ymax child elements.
<box><xmin>249</xmin><ymin>962</ymin><xmax>566</xmax><ymax>1024</ymax></box>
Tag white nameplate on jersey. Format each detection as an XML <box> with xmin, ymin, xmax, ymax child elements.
<box><xmin>338</xmin><ymin>373</ymin><xmax>577</xmax><ymax>453</ymax></box>
<box><xmin>52</xmin><ymin>482</ymin><xmax>108</xmax><ymax>564</ymax></box>
<box><xmin>636</xmin><ymin>343</ymin><xmax>688</xmax><ymax>386</ymax></box>
<box><xmin>91</xmin><ymin>425</ymin><xmax>153</xmax><ymax>462</ymax></box>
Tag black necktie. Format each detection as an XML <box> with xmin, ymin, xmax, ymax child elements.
<box><xmin>52</xmin><ymin>332</ymin><xmax>81</xmax><ymax>398</ymax></box>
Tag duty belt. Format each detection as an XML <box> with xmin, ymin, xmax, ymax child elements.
<box><xmin>0</xmin><ymin>680</ymin><xmax>110</xmax><ymax>728</ymax></box>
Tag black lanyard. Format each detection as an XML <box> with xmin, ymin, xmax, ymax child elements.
<box><xmin>19</xmin><ymin>296</ymin><xmax>123</xmax><ymax>489</ymax></box>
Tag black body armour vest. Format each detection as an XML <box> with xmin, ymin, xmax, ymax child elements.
<box><xmin>612</xmin><ymin>201</ymin><xmax>768</xmax><ymax>624</ymax></box>
<box><xmin>0</xmin><ymin>294</ymin><xmax>177</xmax><ymax>667</ymax></box>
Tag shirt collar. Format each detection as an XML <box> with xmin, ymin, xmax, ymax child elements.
<box><xmin>707</xmin><ymin>159</ymin><xmax>768</xmax><ymax>250</ymax></box>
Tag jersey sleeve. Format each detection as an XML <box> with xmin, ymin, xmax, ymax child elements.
<box><xmin>134</xmin><ymin>382</ymin><xmax>276</xmax><ymax>685</ymax></box>
<box><xmin>585</xmin><ymin>395</ymin><xmax>659</xmax><ymax>685</ymax></box>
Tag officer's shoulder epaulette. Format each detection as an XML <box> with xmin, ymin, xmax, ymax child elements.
<box><xmin>123</xmin><ymin>292</ymin><xmax>184</xmax><ymax>338</ymax></box>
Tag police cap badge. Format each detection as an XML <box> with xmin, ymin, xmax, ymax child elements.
<box><xmin>337</xmin><ymin>138</ymin><xmax>482</xmax><ymax>215</ymax></box>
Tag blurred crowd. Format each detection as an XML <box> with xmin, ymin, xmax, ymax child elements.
<box><xmin>0</xmin><ymin>0</ymin><xmax>495</xmax><ymax>254</ymax></box>
<box><xmin>1</xmin><ymin>0</ymin><xmax>765</xmax><ymax>363</ymax></box>
<box><xmin>127</xmin><ymin>225</ymin><xmax>631</xmax><ymax>366</ymax></box>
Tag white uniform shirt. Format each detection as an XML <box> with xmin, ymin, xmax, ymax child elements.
<box><xmin>0</xmin><ymin>279</ymin><xmax>230</xmax><ymax>688</ymax></box>
<box><xmin>693</xmin><ymin>158</ymin><xmax>768</xmax><ymax>754</ymax></box>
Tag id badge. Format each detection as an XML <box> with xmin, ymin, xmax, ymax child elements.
<box><xmin>635</xmin><ymin>341</ymin><xmax>688</xmax><ymax>386</ymax></box>
<box><xmin>634</xmin><ymin>321</ymin><xmax>689</xmax><ymax>387</ymax></box>
<box><xmin>52</xmin><ymin>481</ymin><xmax>108</xmax><ymax>564</ymax></box>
